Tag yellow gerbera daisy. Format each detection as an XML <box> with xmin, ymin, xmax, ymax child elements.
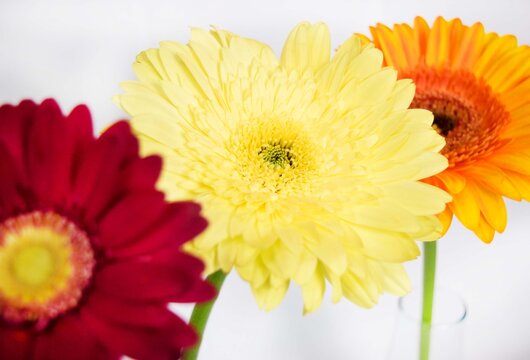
<box><xmin>361</xmin><ymin>16</ymin><xmax>530</xmax><ymax>243</ymax></box>
<box><xmin>115</xmin><ymin>22</ymin><xmax>450</xmax><ymax>313</ymax></box>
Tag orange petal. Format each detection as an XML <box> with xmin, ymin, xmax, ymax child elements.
<box><xmin>490</xmin><ymin>152</ymin><xmax>530</xmax><ymax>175</ymax></box>
<box><xmin>487</xmin><ymin>47</ymin><xmax>530</xmax><ymax>93</ymax></box>
<box><xmin>370</xmin><ymin>24</ymin><xmax>408</xmax><ymax>70</ymax></box>
<box><xmin>473</xmin><ymin>214</ymin><xmax>495</xmax><ymax>244</ymax></box>
<box><xmin>471</xmin><ymin>185</ymin><xmax>507</xmax><ymax>232</ymax></box>
<box><xmin>437</xmin><ymin>171</ymin><xmax>466</xmax><ymax>194</ymax></box>
<box><xmin>464</xmin><ymin>164</ymin><xmax>521</xmax><ymax>201</ymax></box>
<box><xmin>505</xmin><ymin>171</ymin><xmax>530</xmax><ymax>200</ymax></box>
<box><xmin>501</xmin><ymin>77</ymin><xmax>530</xmax><ymax>112</ymax></box>
<box><xmin>413</xmin><ymin>16</ymin><xmax>430</xmax><ymax>61</ymax></box>
<box><xmin>447</xmin><ymin>18</ymin><xmax>464</xmax><ymax>64</ymax></box>
<box><xmin>426</xmin><ymin>17</ymin><xmax>450</xmax><ymax>68</ymax></box>
<box><xmin>437</xmin><ymin>205</ymin><xmax>454</xmax><ymax>237</ymax></box>
<box><xmin>452</xmin><ymin>22</ymin><xmax>485</xmax><ymax>69</ymax></box>
<box><xmin>473</xmin><ymin>34</ymin><xmax>518</xmax><ymax>77</ymax></box>
<box><xmin>394</xmin><ymin>23</ymin><xmax>420</xmax><ymax>68</ymax></box>
<box><xmin>451</xmin><ymin>184</ymin><xmax>481</xmax><ymax>230</ymax></box>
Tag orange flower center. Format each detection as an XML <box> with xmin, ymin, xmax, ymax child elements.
<box><xmin>406</xmin><ymin>68</ymin><xmax>510</xmax><ymax>167</ymax></box>
<box><xmin>0</xmin><ymin>212</ymin><xmax>95</xmax><ymax>325</ymax></box>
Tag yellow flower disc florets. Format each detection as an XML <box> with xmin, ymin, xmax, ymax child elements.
<box><xmin>116</xmin><ymin>22</ymin><xmax>451</xmax><ymax>313</ymax></box>
<box><xmin>230</xmin><ymin>117</ymin><xmax>318</xmax><ymax>196</ymax></box>
<box><xmin>0</xmin><ymin>212</ymin><xmax>94</xmax><ymax>323</ymax></box>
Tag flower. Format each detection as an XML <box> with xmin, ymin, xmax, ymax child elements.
<box><xmin>115</xmin><ymin>22</ymin><xmax>451</xmax><ymax>313</ymax></box>
<box><xmin>361</xmin><ymin>16</ymin><xmax>530</xmax><ymax>243</ymax></box>
<box><xmin>0</xmin><ymin>99</ymin><xmax>215</xmax><ymax>360</ymax></box>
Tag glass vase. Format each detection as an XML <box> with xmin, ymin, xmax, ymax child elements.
<box><xmin>387</xmin><ymin>289</ymin><xmax>467</xmax><ymax>360</ymax></box>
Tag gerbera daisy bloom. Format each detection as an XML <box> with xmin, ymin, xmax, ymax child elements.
<box><xmin>115</xmin><ymin>22</ymin><xmax>451</xmax><ymax>313</ymax></box>
<box><xmin>0</xmin><ymin>99</ymin><xmax>215</xmax><ymax>359</ymax></box>
<box><xmin>361</xmin><ymin>16</ymin><xmax>530</xmax><ymax>243</ymax></box>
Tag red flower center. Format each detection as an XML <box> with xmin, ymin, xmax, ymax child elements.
<box><xmin>406</xmin><ymin>68</ymin><xmax>510</xmax><ymax>167</ymax></box>
<box><xmin>0</xmin><ymin>211</ymin><xmax>95</xmax><ymax>326</ymax></box>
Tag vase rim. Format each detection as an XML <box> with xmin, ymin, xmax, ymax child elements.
<box><xmin>397</xmin><ymin>288</ymin><xmax>467</xmax><ymax>327</ymax></box>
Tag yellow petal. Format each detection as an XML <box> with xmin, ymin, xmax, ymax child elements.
<box><xmin>216</xmin><ymin>237</ymin><xmax>239</xmax><ymax>272</ymax></box>
<box><xmin>356</xmin><ymin>227</ymin><xmax>420</xmax><ymax>262</ymax></box>
<box><xmin>352</xmin><ymin>68</ymin><xmax>398</xmax><ymax>107</ymax></box>
<box><xmin>301</xmin><ymin>267</ymin><xmax>326</xmax><ymax>314</ymax></box>
<box><xmin>293</xmin><ymin>252</ymin><xmax>318</xmax><ymax>285</ymax></box>
<box><xmin>252</xmin><ymin>279</ymin><xmax>290</xmax><ymax>311</ymax></box>
<box><xmin>374</xmin><ymin>262</ymin><xmax>411</xmax><ymax>296</ymax></box>
<box><xmin>307</xmin><ymin>233</ymin><xmax>347</xmax><ymax>276</ymax></box>
<box><xmin>341</xmin><ymin>271</ymin><xmax>377</xmax><ymax>308</ymax></box>
<box><xmin>237</xmin><ymin>257</ymin><xmax>268</xmax><ymax>288</ymax></box>
<box><xmin>261</xmin><ymin>242</ymin><xmax>299</xmax><ymax>279</ymax></box>
<box><xmin>280</xmin><ymin>22</ymin><xmax>331</xmax><ymax>74</ymax></box>
<box><xmin>383</xmin><ymin>181</ymin><xmax>451</xmax><ymax>215</ymax></box>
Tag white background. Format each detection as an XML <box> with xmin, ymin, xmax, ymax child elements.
<box><xmin>1</xmin><ymin>0</ymin><xmax>530</xmax><ymax>359</ymax></box>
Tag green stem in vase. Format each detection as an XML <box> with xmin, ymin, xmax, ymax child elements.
<box><xmin>420</xmin><ymin>241</ymin><xmax>437</xmax><ymax>360</ymax></box>
<box><xmin>183</xmin><ymin>270</ymin><xmax>228</xmax><ymax>360</ymax></box>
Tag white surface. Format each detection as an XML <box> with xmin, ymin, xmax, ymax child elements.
<box><xmin>2</xmin><ymin>1</ymin><xmax>530</xmax><ymax>359</ymax></box>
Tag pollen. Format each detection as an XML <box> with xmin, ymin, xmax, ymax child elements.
<box><xmin>229</xmin><ymin>116</ymin><xmax>319</xmax><ymax>196</ymax></box>
<box><xmin>0</xmin><ymin>211</ymin><xmax>94</xmax><ymax>324</ymax></box>
<box><xmin>259</xmin><ymin>142</ymin><xmax>295</xmax><ymax>168</ymax></box>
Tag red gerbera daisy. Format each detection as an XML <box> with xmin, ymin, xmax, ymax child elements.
<box><xmin>0</xmin><ymin>99</ymin><xmax>215</xmax><ymax>360</ymax></box>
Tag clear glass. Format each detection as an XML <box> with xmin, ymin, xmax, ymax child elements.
<box><xmin>387</xmin><ymin>289</ymin><xmax>467</xmax><ymax>360</ymax></box>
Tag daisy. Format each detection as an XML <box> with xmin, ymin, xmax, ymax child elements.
<box><xmin>116</xmin><ymin>22</ymin><xmax>451</xmax><ymax>314</ymax></box>
<box><xmin>362</xmin><ymin>16</ymin><xmax>530</xmax><ymax>242</ymax></box>
<box><xmin>0</xmin><ymin>99</ymin><xmax>214</xmax><ymax>359</ymax></box>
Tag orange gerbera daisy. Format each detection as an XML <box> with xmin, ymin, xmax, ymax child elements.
<box><xmin>361</xmin><ymin>16</ymin><xmax>530</xmax><ymax>243</ymax></box>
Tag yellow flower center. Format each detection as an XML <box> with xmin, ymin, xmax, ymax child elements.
<box><xmin>12</xmin><ymin>243</ymin><xmax>56</xmax><ymax>287</ymax></box>
<box><xmin>230</xmin><ymin>117</ymin><xmax>318</xmax><ymax>195</ymax></box>
<box><xmin>259</xmin><ymin>142</ymin><xmax>295</xmax><ymax>168</ymax></box>
<box><xmin>0</xmin><ymin>212</ymin><xmax>94</xmax><ymax>324</ymax></box>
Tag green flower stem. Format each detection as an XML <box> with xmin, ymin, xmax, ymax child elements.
<box><xmin>420</xmin><ymin>241</ymin><xmax>437</xmax><ymax>360</ymax></box>
<box><xmin>183</xmin><ymin>270</ymin><xmax>228</xmax><ymax>360</ymax></box>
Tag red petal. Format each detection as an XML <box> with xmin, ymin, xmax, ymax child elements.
<box><xmin>98</xmin><ymin>190</ymin><xmax>166</xmax><ymax>249</ymax></box>
<box><xmin>49</xmin><ymin>103</ymin><xmax>96</xmax><ymax>206</ymax></box>
<box><xmin>0</xmin><ymin>99</ymin><xmax>96</xmax><ymax>213</ymax></box>
<box><xmin>85</xmin><ymin>292</ymin><xmax>178</xmax><ymax>328</ymax></box>
<box><xmin>81</xmin><ymin>308</ymin><xmax>194</xmax><ymax>360</ymax></box>
<box><xmin>0</xmin><ymin>99</ymin><xmax>37</xmax><ymax>185</ymax></box>
<box><xmin>174</xmin><ymin>273</ymin><xmax>217</xmax><ymax>303</ymax></box>
<box><xmin>26</xmin><ymin>99</ymin><xmax>70</xmax><ymax>207</ymax></box>
<box><xmin>0</xmin><ymin>326</ymin><xmax>34</xmax><ymax>360</ymax></box>
<box><xmin>121</xmin><ymin>156</ymin><xmax>162</xmax><ymax>191</ymax></box>
<box><xmin>110</xmin><ymin>202</ymin><xmax>207</xmax><ymax>258</ymax></box>
<box><xmin>70</xmin><ymin>121</ymin><xmax>138</xmax><ymax>224</ymax></box>
<box><xmin>65</xmin><ymin>104</ymin><xmax>95</xmax><ymax>155</ymax></box>
<box><xmin>0</xmin><ymin>145</ymin><xmax>26</xmax><ymax>218</ymax></box>
<box><xmin>94</xmin><ymin>249</ymin><xmax>210</xmax><ymax>302</ymax></box>
<box><xmin>33</xmin><ymin>315</ymin><xmax>115</xmax><ymax>360</ymax></box>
